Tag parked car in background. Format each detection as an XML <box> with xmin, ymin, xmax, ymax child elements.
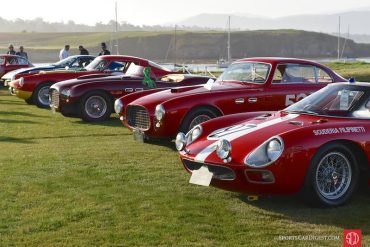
<box><xmin>176</xmin><ymin>82</ymin><xmax>370</xmax><ymax>207</ymax></box>
<box><xmin>1</xmin><ymin>55</ymin><xmax>95</xmax><ymax>86</ymax></box>
<box><xmin>116</xmin><ymin>57</ymin><xmax>347</xmax><ymax>141</ymax></box>
<box><xmin>50</xmin><ymin>64</ymin><xmax>213</xmax><ymax>122</ymax></box>
<box><xmin>8</xmin><ymin>55</ymin><xmax>176</xmax><ymax>108</ymax></box>
<box><xmin>0</xmin><ymin>54</ymin><xmax>33</xmax><ymax>80</ymax></box>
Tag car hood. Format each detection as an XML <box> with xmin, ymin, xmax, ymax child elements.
<box><xmin>2</xmin><ymin>66</ymin><xmax>54</xmax><ymax>79</ymax></box>
<box><xmin>188</xmin><ymin>112</ymin><xmax>358</xmax><ymax>164</ymax></box>
<box><xmin>131</xmin><ymin>81</ymin><xmax>261</xmax><ymax>106</ymax></box>
<box><xmin>52</xmin><ymin>75</ymin><xmax>142</xmax><ymax>91</ymax></box>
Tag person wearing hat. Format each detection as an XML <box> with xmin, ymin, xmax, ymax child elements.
<box><xmin>7</xmin><ymin>44</ymin><xmax>16</xmax><ymax>55</ymax></box>
<box><xmin>98</xmin><ymin>42</ymin><xmax>110</xmax><ymax>56</ymax></box>
<box><xmin>16</xmin><ymin>46</ymin><xmax>28</xmax><ymax>59</ymax></box>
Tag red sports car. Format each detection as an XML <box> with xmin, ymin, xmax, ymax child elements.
<box><xmin>8</xmin><ymin>55</ymin><xmax>175</xmax><ymax>108</ymax></box>
<box><xmin>0</xmin><ymin>54</ymin><xmax>33</xmax><ymax>78</ymax></box>
<box><xmin>176</xmin><ymin>82</ymin><xmax>370</xmax><ymax>207</ymax></box>
<box><xmin>116</xmin><ymin>57</ymin><xmax>346</xmax><ymax>141</ymax></box>
<box><xmin>49</xmin><ymin>64</ymin><xmax>213</xmax><ymax>122</ymax></box>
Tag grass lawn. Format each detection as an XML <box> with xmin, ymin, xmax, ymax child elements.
<box><xmin>0</xmin><ymin>87</ymin><xmax>369</xmax><ymax>246</ymax></box>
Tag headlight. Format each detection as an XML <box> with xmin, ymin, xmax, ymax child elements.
<box><xmin>114</xmin><ymin>99</ymin><xmax>123</xmax><ymax>114</ymax></box>
<box><xmin>245</xmin><ymin>136</ymin><xmax>284</xmax><ymax>167</ymax></box>
<box><xmin>186</xmin><ymin>125</ymin><xmax>202</xmax><ymax>144</ymax></box>
<box><xmin>175</xmin><ymin>132</ymin><xmax>186</xmax><ymax>151</ymax></box>
<box><xmin>18</xmin><ymin>77</ymin><xmax>24</xmax><ymax>87</ymax></box>
<box><xmin>61</xmin><ymin>89</ymin><xmax>71</xmax><ymax>97</ymax></box>
<box><xmin>216</xmin><ymin>139</ymin><xmax>232</xmax><ymax>161</ymax></box>
<box><xmin>155</xmin><ymin>104</ymin><xmax>165</xmax><ymax>121</ymax></box>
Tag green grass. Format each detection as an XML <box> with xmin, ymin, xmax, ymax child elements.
<box><xmin>0</xmin><ymin>88</ymin><xmax>369</xmax><ymax>246</ymax></box>
<box><xmin>326</xmin><ymin>61</ymin><xmax>370</xmax><ymax>81</ymax></box>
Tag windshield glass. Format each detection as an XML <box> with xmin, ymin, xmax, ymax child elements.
<box><xmin>0</xmin><ymin>57</ymin><xmax>5</xmax><ymax>65</ymax></box>
<box><xmin>85</xmin><ymin>59</ymin><xmax>107</xmax><ymax>71</ymax></box>
<box><xmin>285</xmin><ymin>85</ymin><xmax>367</xmax><ymax>118</ymax></box>
<box><xmin>54</xmin><ymin>57</ymin><xmax>76</xmax><ymax>67</ymax></box>
<box><xmin>148</xmin><ymin>61</ymin><xmax>171</xmax><ymax>72</ymax></box>
<box><xmin>217</xmin><ymin>62</ymin><xmax>270</xmax><ymax>84</ymax></box>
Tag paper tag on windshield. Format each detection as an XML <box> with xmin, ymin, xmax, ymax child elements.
<box><xmin>204</xmin><ymin>78</ymin><xmax>215</xmax><ymax>91</ymax></box>
<box><xmin>339</xmin><ymin>90</ymin><xmax>350</xmax><ymax>110</ymax></box>
<box><xmin>189</xmin><ymin>166</ymin><xmax>213</xmax><ymax>186</ymax></box>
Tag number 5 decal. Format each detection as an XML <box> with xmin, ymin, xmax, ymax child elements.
<box><xmin>285</xmin><ymin>93</ymin><xmax>308</xmax><ymax>106</ymax></box>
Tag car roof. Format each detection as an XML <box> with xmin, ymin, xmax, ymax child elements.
<box><xmin>0</xmin><ymin>54</ymin><xmax>26</xmax><ymax>59</ymax></box>
<box><xmin>235</xmin><ymin>57</ymin><xmax>325</xmax><ymax>66</ymax></box>
<box><xmin>98</xmin><ymin>55</ymin><xmax>149</xmax><ymax>63</ymax></box>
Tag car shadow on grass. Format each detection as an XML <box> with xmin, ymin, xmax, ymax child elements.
<box><xmin>0</xmin><ymin>111</ymin><xmax>48</xmax><ymax>118</ymax></box>
<box><xmin>142</xmin><ymin>138</ymin><xmax>177</xmax><ymax>151</ymax></box>
<box><xmin>0</xmin><ymin>136</ymin><xmax>35</xmax><ymax>143</ymax></box>
<box><xmin>72</xmin><ymin>117</ymin><xmax>123</xmax><ymax>128</ymax></box>
<box><xmin>238</xmin><ymin>189</ymin><xmax>370</xmax><ymax>232</ymax></box>
<box><xmin>0</xmin><ymin>119</ymin><xmax>37</xmax><ymax>124</ymax></box>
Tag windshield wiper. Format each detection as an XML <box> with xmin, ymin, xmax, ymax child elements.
<box><xmin>285</xmin><ymin>110</ymin><xmax>318</xmax><ymax>115</ymax></box>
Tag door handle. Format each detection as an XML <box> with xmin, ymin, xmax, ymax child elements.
<box><xmin>235</xmin><ymin>98</ymin><xmax>245</xmax><ymax>104</ymax></box>
<box><xmin>125</xmin><ymin>88</ymin><xmax>134</xmax><ymax>92</ymax></box>
<box><xmin>248</xmin><ymin>98</ymin><xmax>257</xmax><ymax>103</ymax></box>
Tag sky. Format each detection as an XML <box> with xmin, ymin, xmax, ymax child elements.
<box><xmin>4</xmin><ymin>0</ymin><xmax>370</xmax><ymax>26</ymax></box>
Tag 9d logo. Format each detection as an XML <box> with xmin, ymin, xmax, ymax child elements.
<box><xmin>344</xmin><ymin>229</ymin><xmax>361</xmax><ymax>247</ymax></box>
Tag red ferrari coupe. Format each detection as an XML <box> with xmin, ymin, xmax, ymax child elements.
<box><xmin>8</xmin><ymin>55</ymin><xmax>176</xmax><ymax>108</ymax></box>
<box><xmin>0</xmin><ymin>54</ymin><xmax>33</xmax><ymax>78</ymax></box>
<box><xmin>176</xmin><ymin>82</ymin><xmax>370</xmax><ymax>207</ymax></box>
<box><xmin>116</xmin><ymin>57</ymin><xmax>346</xmax><ymax>141</ymax></box>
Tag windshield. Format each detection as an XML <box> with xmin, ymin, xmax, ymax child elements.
<box><xmin>54</xmin><ymin>57</ymin><xmax>76</xmax><ymax>67</ymax></box>
<box><xmin>285</xmin><ymin>85</ymin><xmax>368</xmax><ymax>118</ymax></box>
<box><xmin>0</xmin><ymin>57</ymin><xmax>4</xmax><ymax>65</ymax></box>
<box><xmin>217</xmin><ymin>62</ymin><xmax>270</xmax><ymax>84</ymax></box>
<box><xmin>148</xmin><ymin>61</ymin><xmax>171</xmax><ymax>72</ymax></box>
<box><xmin>85</xmin><ymin>59</ymin><xmax>107</xmax><ymax>71</ymax></box>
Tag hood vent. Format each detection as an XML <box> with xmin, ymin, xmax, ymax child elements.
<box><xmin>289</xmin><ymin>121</ymin><xmax>304</xmax><ymax>126</ymax></box>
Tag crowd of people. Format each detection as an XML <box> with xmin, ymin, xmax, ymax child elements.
<box><xmin>58</xmin><ymin>42</ymin><xmax>111</xmax><ymax>60</ymax></box>
<box><xmin>5</xmin><ymin>42</ymin><xmax>111</xmax><ymax>61</ymax></box>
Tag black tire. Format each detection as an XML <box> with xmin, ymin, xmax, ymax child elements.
<box><xmin>179</xmin><ymin>107</ymin><xmax>219</xmax><ymax>134</ymax></box>
<box><xmin>302</xmin><ymin>143</ymin><xmax>359</xmax><ymax>207</ymax></box>
<box><xmin>25</xmin><ymin>98</ymin><xmax>34</xmax><ymax>105</ymax></box>
<box><xmin>79</xmin><ymin>91</ymin><xmax>112</xmax><ymax>122</ymax></box>
<box><xmin>32</xmin><ymin>82</ymin><xmax>53</xmax><ymax>108</ymax></box>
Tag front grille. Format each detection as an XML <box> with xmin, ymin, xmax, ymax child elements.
<box><xmin>183</xmin><ymin>159</ymin><xmax>236</xmax><ymax>180</ymax></box>
<box><xmin>50</xmin><ymin>89</ymin><xmax>60</xmax><ymax>108</ymax></box>
<box><xmin>127</xmin><ymin>105</ymin><xmax>150</xmax><ymax>130</ymax></box>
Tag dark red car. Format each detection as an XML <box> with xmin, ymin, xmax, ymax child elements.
<box><xmin>8</xmin><ymin>55</ymin><xmax>175</xmax><ymax>108</ymax></box>
<box><xmin>0</xmin><ymin>54</ymin><xmax>33</xmax><ymax>78</ymax></box>
<box><xmin>116</xmin><ymin>57</ymin><xmax>346</xmax><ymax>141</ymax></box>
<box><xmin>176</xmin><ymin>83</ymin><xmax>370</xmax><ymax>207</ymax></box>
<box><xmin>50</xmin><ymin>64</ymin><xmax>213</xmax><ymax>122</ymax></box>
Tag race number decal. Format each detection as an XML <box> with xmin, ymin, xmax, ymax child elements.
<box><xmin>285</xmin><ymin>93</ymin><xmax>308</xmax><ymax>106</ymax></box>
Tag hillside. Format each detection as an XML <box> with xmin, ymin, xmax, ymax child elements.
<box><xmin>0</xmin><ymin>30</ymin><xmax>369</xmax><ymax>63</ymax></box>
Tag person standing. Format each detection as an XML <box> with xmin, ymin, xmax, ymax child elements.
<box><xmin>98</xmin><ymin>42</ymin><xmax>110</xmax><ymax>56</ymax></box>
<box><xmin>16</xmin><ymin>46</ymin><xmax>28</xmax><ymax>59</ymax></box>
<box><xmin>7</xmin><ymin>44</ymin><xmax>16</xmax><ymax>55</ymax></box>
<box><xmin>59</xmin><ymin>45</ymin><xmax>70</xmax><ymax>60</ymax></box>
<box><xmin>79</xmin><ymin>45</ymin><xmax>89</xmax><ymax>55</ymax></box>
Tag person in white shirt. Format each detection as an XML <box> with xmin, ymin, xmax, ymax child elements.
<box><xmin>59</xmin><ymin>45</ymin><xmax>70</xmax><ymax>60</ymax></box>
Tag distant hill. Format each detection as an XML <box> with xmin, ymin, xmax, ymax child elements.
<box><xmin>1</xmin><ymin>30</ymin><xmax>369</xmax><ymax>63</ymax></box>
<box><xmin>173</xmin><ymin>11</ymin><xmax>370</xmax><ymax>37</ymax></box>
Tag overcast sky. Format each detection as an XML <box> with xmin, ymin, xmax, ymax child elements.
<box><xmin>4</xmin><ymin>0</ymin><xmax>370</xmax><ymax>25</ymax></box>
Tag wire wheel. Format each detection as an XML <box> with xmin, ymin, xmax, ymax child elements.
<box><xmin>37</xmin><ymin>86</ymin><xmax>51</xmax><ymax>107</ymax></box>
<box><xmin>315</xmin><ymin>152</ymin><xmax>352</xmax><ymax>201</ymax></box>
<box><xmin>189</xmin><ymin>114</ymin><xmax>212</xmax><ymax>130</ymax></box>
<box><xmin>84</xmin><ymin>95</ymin><xmax>107</xmax><ymax>119</ymax></box>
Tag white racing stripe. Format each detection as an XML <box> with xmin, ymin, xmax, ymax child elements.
<box><xmin>194</xmin><ymin>114</ymin><xmax>298</xmax><ymax>162</ymax></box>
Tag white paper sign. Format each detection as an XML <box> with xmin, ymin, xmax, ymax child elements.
<box><xmin>203</xmin><ymin>79</ymin><xmax>215</xmax><ymax>91</ymax></box>
<box><xmin>339</xmin><ymin>90</ymin><xmax>350</xmax><ymax>110</ymax></box>
<box><xmin>189</xmin><ymin>166</ymin><xmax>213</xmax><ymax>186</ymax></box>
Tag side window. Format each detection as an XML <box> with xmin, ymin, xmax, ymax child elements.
<box><xmin>6</xmin><ymin>57</ymin><xmax>17</xmax><ymax>65</ymax></box>
<box><xmin>273</xmin><ymin>64</ymin><xmax>316</xmax><ymax>83</ymax></box>
<box><xmin>316</xmin><ymin>68</ymin><xmax>333</xmax><ymax>83</ymax></box>
<box><xmin>107</xmin><ymin>61</ymin><xmax>126</xmax><ymax>71</ymax></box>
<box><xmin>18</xmin><ymin>58</ymin><xmax>28</xmax><ymax>65</ymax></box>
